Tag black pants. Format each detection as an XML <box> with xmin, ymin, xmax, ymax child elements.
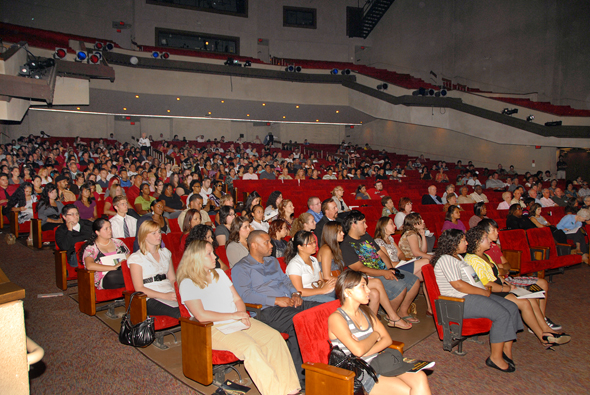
<box><xmin>256</xmin><ymin>301</ymin><xmax>321</xmax><ymax>381</ymax></box>
<box><xmin>41</xmin><ymin>222</ymin><xmax>61</xmax><ymax>231</ymax></box>
<box><xmin>102</xmin><ymin>269</ymin><xmax>125</xmax><ymax>289</ymax></box>
<box><xmin>566</xmin><ymin>229</ymin><xmax>589</xmax><ymax>253</ymax></box>
<box><xmin>146</xmin><ymin>298</ymin><xmax>181</xmax><ymax>319</ymax></box>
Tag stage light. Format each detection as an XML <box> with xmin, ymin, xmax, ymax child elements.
<box><xmin>53</xmin><ymin>48</ymin><xmax>67</xmax><ymax>59</ymax></box>
<box><xmin>94</xmin><ymin>42</ymin><xmax>104</xmax><ymax>50</ymax></box>
<box><xmin>330</xmin><ymin>69</ymin><xmax>339</xmax><ymax>75</ymax></box>
<box><xmin>105</xmin><ymin>43</ymin><xmax>115</xmax><ymax>51</ymax></box>
<box><xmin>225</xmin><ymin>57</ymin><xmax>241</xmax><ymax>66</ymax></box>
<box><xmin>295</xmin><ymin>66</ymin><xmax>302</xmax><ymax>72</ymax></box>
<box><xmin>440</xmin><ymin>89</ymin><xmax>447</xmax><ymax>96</ymax></box>
<box><xmin>160</xmin><ymin>52</ymin><xmax>170</xmax><ymax>59</ymax></box>
<box><xmin>502</xmin><ymin>108</ymin><xmax>518</xmax><ymax>116</ymax></box>
<box><xmin>88</xmin><ymin>53</ymin><xmax>101</xmax><ymax>64</ymax></box>
<box><xmin>75</xmin><ymin>51</ymin><xmax>87</xmax><ymax>62</ymax></box>
<box><xmin>526</xmin><ymin>115</ymin><xmax>535</xmax><ymax>122</ymax></box>
<box><xmin>342</xmin><ymin>69</ymin><xmax>351</xmax><ymax>75</ymax></box>
<box><xmin>377</xmin><ymin>83</ymin><xmax>388</xmax><ymax>91</ymax></box>
<box><xmin>130</xmin><ymin>56</ymin><xmax>139</xmax><ymax>65</ymax></box>
<box><xmin>428</xmin><ymin>89</ymin><xmax>435</xmax><ymax>96</ymax></box>
<box><xmin>152</xmin><ymin>51</ymin><xmax>160</xmax><ymax>58</ymax></box>
<box><xmin>244</xmin><ymin>60</ymin><xmax>252</xmax><ymax>67</ymax></box>
<box><xmin>18</xmin><ymin>65</ymin><xmax>30</xmax><ymax>76</ymax></box>
<box><xmin>285</xmin><ymin>65</ymin><xmax>295</xmax><ymax>72</ymax></box>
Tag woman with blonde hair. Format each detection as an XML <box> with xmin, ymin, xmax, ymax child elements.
<box><xmin>331</xmin><ymin>186</ymin><xmax>350</xmax><ymax>213</ymax></box>
<box><xmin>177</xmin><ymin>241</ymin><xmax>301</xmax><ymax>395</ymax></box>
<box><xmin>128</xmin><ymin>220</ymin><xmax>180</xmax><ymax>318</ymax></box>
<box><xmin>290</xmin><ymin>212</ymin><xmax>316</xmax><ymax>236</ymax></box>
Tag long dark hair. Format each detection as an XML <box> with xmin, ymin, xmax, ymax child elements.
<box><xmin>6</xmin><ymin>182</ymin><xmax>33</xmax><ymax>212</ymax></box>
<box><xmin>465</xmin><ymin>226</ymin><xmax>487</xmax><ymax>254</ymax></box>
<box><xmin>227</xmin><ymin>216</ymin><xmax>249</xmax><ymax>246</ymax></box>
<box><xmin>78</xmin><ymin>218</ymin><xmax>110</xmax><ymax>263</ymax></box>
<box><xmin>77</xmin><ymin>183</ymin><xmax>95</xmax><ymax>204</ymax></box>
<box><xmin>243</xmin><ymin>191</ymin><xmax>261</xmax><ymax>215</ymax></box>
<box><xmin>431</xmin><ymin>229</ymin><xmax>466</xmax><ymax>266</ymax></box>
<box><xmin>284</xmin><ymin>230</ymin><xmax>314</xmax><ymax>263</ymax></box>
<box><xmin>445</xmin><ymin>205</ymin><xmax>458</xmax><ymax>222</ymax></box>
<box><xmin>218</xmin><ymin>205</ymin><xmax>234</xmax><ymax>227</ymax></box>
<box><xmin>37</xmin><ymin>182</ymin><xmax>57</xmax><ymax>212</ymax></box>
<box><xmin>321</xmin><ymin>222</ymin><xmax>345</xmax><ymax>271</ymax></box>
<box><xmin>182</xmin><ymin>209</ymin><xmax>199</xmax><ymax>233</ymax></box>
<box><xmin>265</xmin><ymin>190</ymin><xmax>282</xmax><ymax>209</ymax></box>
<box><xmin>335</xmin><ymin>270</ymin><xmax>375</xmax><ymax>323</ymax></box>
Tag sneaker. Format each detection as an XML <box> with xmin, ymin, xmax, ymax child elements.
<box><xmin>545</xmin><ymin>317</ymin><xmax>562</xmax><ymax>331</ymax></box>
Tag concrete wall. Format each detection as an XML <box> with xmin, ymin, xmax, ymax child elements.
<box><xmin>0</xmin><ymin>300</ymin><xmax>28</xmax><ymax>395</ymax></box>
<box><xmin>5</xmin><ymin>109</ymin><xmax>347</xmax><ymax>145</ymax></box>
<box><xmin>368</xmin><ymin>0</ymin><xmax>590</xmax><ymax>108</ymax></box>
<box><xmin>355</xmin><ymin>119</ymin><xmax>557</xmax><ymax>175</ymax></box>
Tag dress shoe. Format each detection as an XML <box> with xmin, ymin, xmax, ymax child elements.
<box><xmin>485</xmin><ymin>357</ymin><xmax>515</xmax><ymax>373</ymax></box>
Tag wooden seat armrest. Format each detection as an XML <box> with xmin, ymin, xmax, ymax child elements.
<box><xmin>76</xmin><ymin>267</ymin><xmax>97</xmax><ymax>316</ymax></box>
<box><xmin>438</xmin><ymin>295</ymin><xmax>465</xmax><ymax>303</ymax></box>
<box><xmin>555</xmin><ymin>243</ymin><xmax>571</xmax><ymax>247</ymax></box>
<box><xmin>303</xmin><ymin>362</ymin><xmax>354</xmax><ymax>395</ymax></box>
<box><xmin>245</xmin><ymin>302</ymin><xmax>263</xmax><ymax>315</ymax></box>
<box><xmin>179</xmin><ymin>316</ymin><xmax>214</xmax><ymax>327</ymax></box>
<box><xmin>54</xmin><ymin>250</ymin><xmax>69</xmax><ymax>291</ymax></box>
<box><xmin>123</xmin><ymin>291</ymin><xmax>148</xmax><ymax>325</ymax></box>
<box><xmin>180</xmin><ymin>316</ymin><xmax>214</xmax><ymax>385</ymax></box>
<box><xmin>388</xmin><ymin>341</ymin><xmax>404</xmax><ymax>353</ymax></box>
<box><xmin>9</xmin><ymin>210</ymin><xmax>18</xmax><ymax>236</ymax></box>
<box><xmin>32</xmin><ymin>218</ymin><xmax>42</xmax><ymax>249</ymax></box>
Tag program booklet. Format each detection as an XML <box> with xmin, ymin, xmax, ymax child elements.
<box><xmin>403</xmin><ymin>357</ymin><xmax>436</xmax><ymax>373</ymax></box>
<box><xmin>510</xmin><ymin>286</ymin><xmax>545</xmax><ymax>299</ymax></box>
<box><xmin>461</xmin><ymin>265</ymin><xmax>486</xmax><ymax>289</ymax></box>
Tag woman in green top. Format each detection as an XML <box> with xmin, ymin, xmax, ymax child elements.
<box><xmin>134</xmin><ymin>183</ymin><xmax>155</xmax><ymax>215</ymax></box>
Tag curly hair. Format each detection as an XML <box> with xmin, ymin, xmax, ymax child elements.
<box><xmin>278</xmin><ymin>199</ymin><xmax>294</xmax><ymax>222</ymax></box>
<box><xmin>431</xmin><ymin>229</ymin><xmax>466</xmax><ymax>266</ymax></box>
<box><xmin>265</xmin><ymin>190</ymin><xmax>282</xmax><ymax>209</ymax></box>
<box><xmin>465</xmin><ymin>226</ymin><xmax>487</xmax><ymax>254</ymax></box>
<box><xmin>185</xmin><ymin>224</ymin><xmax>217</xmax><ymax>249</ymax></box>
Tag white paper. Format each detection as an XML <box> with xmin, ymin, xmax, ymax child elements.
<box><xmin>510</xmin><ymin>287</ymin><xmax>545</xmax><ymax>299</ymax></box>
<box><xmin>394</xmin><ymin>259</ymin><xmax>417</xmax><ymax>269</ymax></box>
<box><xmin>216</xmin><ymin>320</ymin><xmax>249</xmax><ymax>335</ymax></box>
<box><xmin>565</xmin><ymin>226</ymin><xmax>581</xmax><ymax>235</ymax></box>
<box><xmin>99</xmin><ymin>253</ymin><xmax>127</xmax><ymax>266</ymax></box>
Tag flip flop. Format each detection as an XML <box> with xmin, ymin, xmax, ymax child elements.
<box><xmin>400</xmin><ymin>315</ymin><xmax>420</xmax><ymax>324</ymax></box>
<box><xmin>384</xmin><ymin>316</ymin><xmax>412</xmax><ymax>330</ymax></box>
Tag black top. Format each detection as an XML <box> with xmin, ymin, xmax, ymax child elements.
<box><xmin>55</xmin><ymin>219</ymin><xmax>93</xmax><ymax>256</ymax></box>
<box><xmin>160</xmin><ymin>193</ymin><xmax>183</xmax><ymax>210</ymax></box>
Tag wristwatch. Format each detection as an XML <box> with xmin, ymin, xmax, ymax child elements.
<box><xmin>291</xmin><ymin>291</ymin><xmax>302</xmax><ymax>298</ymax></box>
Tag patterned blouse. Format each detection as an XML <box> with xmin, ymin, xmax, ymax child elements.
<box><xmin>375</xmin><ymin>235</ymin><xmax>400</xmax><ymax>262</ymax></box>
<box><xmin>398</xmin><ymin>230</ymin><xmax>422</xmax><ymax>259</ymax></box>
<box><xmin>82</xmin><ymin>238</ymin><xmax>129</xmax><ymax>290</ymax></box>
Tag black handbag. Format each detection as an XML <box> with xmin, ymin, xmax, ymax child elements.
<box><xmin>119</xmin><ymin>292</ymin><xmax>156</xmax><ymax>347</ymax></box>
<box><xmin>328</xmin><ymin>343</ymin><xmax>378</xmax><ymax>395</ymax></box>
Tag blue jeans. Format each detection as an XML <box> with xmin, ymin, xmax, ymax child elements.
<box><xmin>303</xmin><ymin>290</ymin><xmax>336</xmax><ymax>303</ymax></box>
<box><xmin>378</xmin><ymin>270</ymin><xmax>418</xmax><ymax>300</ymax></box>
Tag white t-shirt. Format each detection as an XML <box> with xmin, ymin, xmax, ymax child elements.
<box><xmin>138</xmin><ymin>137</ymin><xmax>151</xmax><ymax>147</ymax></box>
<box><xmin>285</xmin><ymin>254</ymin><xmax>322</xmax><ymax>289</ymax></box>
<box><xmin>127</xmin><ymin>248</ymin><xmax>178</xmax><ymax>307</ymax></box>
<box><xmin>179</xmin><ymin>269</ymin><xmax>236</xmax><ymax>324</ymax></box>
<box><xmin>251</xmin><ymin>220</ymin><xmax>270</xmax><ymax>232</ymax></box>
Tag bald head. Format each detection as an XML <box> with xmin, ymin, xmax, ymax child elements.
<box><xmin>247</xmin><ymin>230</ymin><xmax>268</xmax><ymax>249</ymax></box>
<box><xmin>428</xmin><ymin>185</ymin><xmax>437</xmax><ymax>195</ymax></box>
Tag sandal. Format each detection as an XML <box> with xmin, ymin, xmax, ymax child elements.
<box><xmin>385</xmin><ymin>316</ymin><xmax>412</xmax><ymax>330</ymax></box>
<box><xmin>400</xmin><ymin>315</ymin><xmax>420</xmax><ymax>324</ymax></box>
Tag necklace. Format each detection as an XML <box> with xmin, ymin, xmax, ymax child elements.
<box><xmin>96</xmin><ymin>239</ymin><xmax>111</xmax><ymax>247</ymax></box>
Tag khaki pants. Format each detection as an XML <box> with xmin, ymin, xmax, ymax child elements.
<box><xmin>212</xmin><ymin>318</ymin><xmax>300</xmax><ymax>395</ymax></box>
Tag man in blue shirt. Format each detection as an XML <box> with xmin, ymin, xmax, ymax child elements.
<box><xmin>306</xmin><ymin>196</ymin><xmax>323</xmax><ymax>223</ymax></box>
<box><xmin>556</xmin><ymin>209</ymin><xmax>590</xmax><ymax>261</ymax></box>
<box><xmin>232</xmin><ymin>230</ymin><xmax>320</xmax><ymax>384</ymax></box>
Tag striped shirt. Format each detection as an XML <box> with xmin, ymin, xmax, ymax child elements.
<box><xmin>433</xmin><ymin>255</ymin><xmax>473</xmax><ymax>298</ymax></box>
<box><xmin>330</xmin><ymin>308</ymin><xmax>378</xmax><ymax>363</ymax></box>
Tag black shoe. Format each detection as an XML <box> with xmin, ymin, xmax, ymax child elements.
<box><xmin>502</xmin><ymin>352</ymin><xmax>515</xmax><ymax>368</ymax></box>
<box><xmin>545</xmin><ymin>317</ymin><xmax>562</xmax><ymax>331</ymax></box>
<box><xmin>485</xmin><ymin>357</ymin><xmax>515</xmax><ymax>373</ymax></box>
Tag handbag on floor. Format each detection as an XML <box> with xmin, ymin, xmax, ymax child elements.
<box><xmin>119</xmin><ymin>292</ymin><xmax>155</xmax><ymax>347</ymax></box>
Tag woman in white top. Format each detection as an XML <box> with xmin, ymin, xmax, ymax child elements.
<box><xmin>128</xmin><ymin>220</ymin><xmax>180</xmax><ymax>318</ymax></box>
<box><xmin>242</xmin><ymin>166</ymin><xmax>259</xmax><ymax>180</ymax></box>
<box><xmin>226</xmin><ymin>216</ymin><xmax>251</xmax><ymax>267</ymax></box>
<box><xmin>285</xmin><ymin>231</ymin><xmax>336</xmax><ymax>303</ymax></box>
<box><xmin>394</xmin><ymin>197</ymin><xmax>413</xmax><ymax>230</ymax></box>
<box><xmin>331</xmin><ymin>186</ymin><xmax>350</xmax><ymax>213</ymax></box>
<box><xmin>433</xmin><ymin>229</ymin><xmax>522</xmax><ymax>373</ymax></box>
<box><xmin>250</xmin><ymin>204</ymin><xmax>270</xmax><ymax>232</ymax></box>
<box><xmin>178</xmin><ymin>241</ymin><xmax>300</xmax><ymax>395</ymax></box>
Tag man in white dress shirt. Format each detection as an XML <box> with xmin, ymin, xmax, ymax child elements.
<box><xmin>110</xmin><ymin>195</ymin><xmax>138</xmax><ymax>238</ymax></box>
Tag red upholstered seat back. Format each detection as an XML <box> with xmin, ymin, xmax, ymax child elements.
<box><xmin>168</xmin><ymin>218</ymin><xmax>181</xmax><ymax>233</ymax></box>
<box><xmin>293</xmin><ymin>299</ymin><xmax>341</xmax><ymax>364</ymax></box>
<box><xmin>278</xmin><ymin>256</ymin><xmax>287</xmax><ymax>273</ymax></box>
<box><xmin>526</xmin><ymin>227</ymin><xmax>557</xmax><ymax>256</ymax></box>
<box><xmin>422</xmin><ymin>265</ymin><xmax>444</xmax><ymax>340</ymax></box>
<box><xmin>121</xmin><ymin>260</ymin><xmax>135</xmax><ymax>292</ymax></box>
<box><xmin>498</xmin><ymin>229</ymin><xmax>531</xmax><ymax>263</ymax></box>
<box><xmin>215</xmin><ymin>245</ymin><xmax>230</xmax><ymax>268</ymax></box>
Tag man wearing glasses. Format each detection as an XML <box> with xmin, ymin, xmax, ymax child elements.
<box><xmin>55</xmin><ymin>204</ymin><xmax>93</xmax><ymax>267</ymax></box>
